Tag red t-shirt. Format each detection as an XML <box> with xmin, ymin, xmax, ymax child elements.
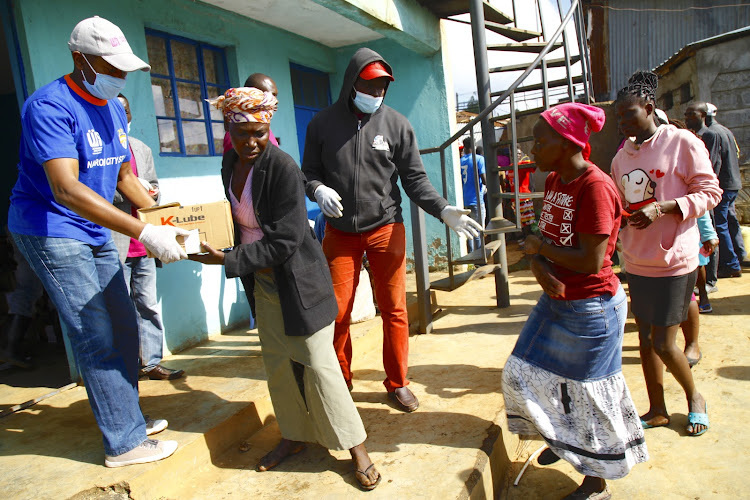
<box><xmin>537</xmin><ymin>165</ymin><xmax>621</xmax><ymax>300</ymax></box>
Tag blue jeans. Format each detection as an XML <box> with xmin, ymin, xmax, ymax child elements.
<box><xmin>12</xmin><ymin>234</ymin><xmax>146</xmax><ymax>456</ymax></box>
<box><xmin>715</xmin><ymin>190</ymin><xmax>743</xmax><ymax>271</ymax></box>
<box><xmin>123</xmin><ymin>256</ymin><xmax>164</xmax><ymax>371</ymax></box>
<box><xmin>466</xmin><ymin>204</ymin><xmax>484</xmax><ymax>253</ymax></box>
<box><xmin>512</xmin><ymin>286</ymin><xmax>628</xmax><ymax>381</ymax></box>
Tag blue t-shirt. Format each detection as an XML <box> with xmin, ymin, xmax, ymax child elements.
<box><xmin>460</xmin><ymin>153</ymin><xmax>486</xmax><ymax>207</ymax></box>
<box><xmin>8</xmin><ymin>75</ymin><xmax>131</xmax><ymax>246</ymax></box>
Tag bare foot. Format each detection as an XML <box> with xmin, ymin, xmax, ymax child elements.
<box><xmin>687</xmin><ymin>394</ymin><xmax>708</xmax><ymax>435</ymax></box>
<box><xmin>256</xmin><ymin>439</ymin><xmax>305</xmax><ymax>472</ymax></box>
<box><xmin>640</xmin><ymin>411</ymin><xmax>670</xmax><ymax>428</ymax></box>
<box><xmin>684</xmin><ymin>344</ymin><xmax>702</xmax><ymax>365</ymax></box>
<box><xmin>350</xmin><ymin>443</ymin><xmax>380</xmax><ymax>490</ymax></box>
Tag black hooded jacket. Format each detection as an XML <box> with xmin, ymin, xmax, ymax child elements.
<box><xmin>302</xmin><ymin>47</ymin><xmax>448</xmax><ymax>233</ymax></box>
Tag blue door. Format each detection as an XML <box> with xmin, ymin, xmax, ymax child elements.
<box><xmin>290</xmin><ymin>63</ymin><xmax>331</xmax><ymax>219</ymax></box>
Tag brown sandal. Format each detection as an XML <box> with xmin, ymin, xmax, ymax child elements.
<box><xmin>355</xmin><ymin>463</ymin><xmax>382</xmax><ymax>491</ymax></box>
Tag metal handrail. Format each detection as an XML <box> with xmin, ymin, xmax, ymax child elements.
<box><xmin>420</xmin><ymin>0</ymin><xmax>581</xmax><ymax>156</ymax></box>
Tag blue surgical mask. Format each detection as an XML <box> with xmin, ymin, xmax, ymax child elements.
<box><xmin>80</xmin><ymin>54</ymin><xmax>127</xmax><ymax>101</ymax></box>
<box><xmin>353</xmin><ymin>90</ymin><xmax>383</xmax><ymax>114</ymax></box>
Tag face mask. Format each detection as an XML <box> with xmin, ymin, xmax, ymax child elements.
<box><xmin>80</xmin><ymin>54</ymin><xmax>127</xmax><ymax>101</ymax></box>
<box><xmin>353</xmin><ymin>90</ymin><xmax>383</xmax><ymax>114</ymax></box>
<box><xmin>127</xmin><ymin>121</ymin><xmax>131</xmax><ymax>134</ymax></box>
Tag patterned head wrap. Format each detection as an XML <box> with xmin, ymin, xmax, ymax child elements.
<box><xmin>206</xmin><ymin>87</ymin><xmax>277</xmax><ymax>124</ymax></box>
<box><xmin>616</xmin><ymin>70</ymin><xmax>658</xmax><ymax>102</ymax></box>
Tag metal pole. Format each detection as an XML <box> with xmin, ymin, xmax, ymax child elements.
<box><xmin>557</xmin><ymin>0</ymin><xmax>575</xmax><ymax>102</ymax></box>
<box><xmin>579</xmin><ymin>4</ymin><xmax>595</xmax><ymax>102</ymax></box>
<box><xmin>410</xmin><ymin>200</ymin><xmax>432</xmax><ymax>334</ymax></box>
<box><xmin>536</xmin><ymin>0</ymin><xmax>550</xmax><ymax>109</ymax></box>
<box><xmin>573</xmin><ymin>4</ymin><xmax>591</xmax><ymax>102</ymax></box>
<box><xmin>470</xmin><ymin>0</ymin><xmax>510</xmax><ymax>308</ymax></box>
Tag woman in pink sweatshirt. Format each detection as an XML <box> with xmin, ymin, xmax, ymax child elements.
<box><xmin>611</xmin><ymin>71</ymin><xmax>721</xmax><ymax>437</ymax></box>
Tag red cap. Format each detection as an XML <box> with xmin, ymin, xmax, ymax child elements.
<box><xmin>359</xmin><ymin>61</ymin><xmax>394</xmax><ymax>81</ymax></box>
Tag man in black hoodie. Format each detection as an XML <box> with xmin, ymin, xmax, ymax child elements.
<box><xmin>303</xmin><ymin>47</ymin><xmax>480</xmax><ymax>413</ymax></box>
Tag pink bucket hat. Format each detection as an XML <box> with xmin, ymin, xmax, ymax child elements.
<box><xmin>540</xmin><ymin>103</ymin><xmax>605</xmax><ymax>149</ymax></box>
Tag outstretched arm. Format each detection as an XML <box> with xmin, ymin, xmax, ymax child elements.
<box><xmin>44</xmin><ymin>158</ymin><xmax>148</xmax><ymax>239</ymax></box>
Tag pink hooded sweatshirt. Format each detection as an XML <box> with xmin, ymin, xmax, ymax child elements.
<box><xmin>611</xmin><ymin>124</ymin><xmax>722</xmax><ymax>278</ymax></box>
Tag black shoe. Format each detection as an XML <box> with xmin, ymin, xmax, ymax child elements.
<box><xmin>717</xmin><ymin>268</ymin><xmax>742</xmax><ymax>279</ymax></box>
<box><xmin>140</xmin><ymin>364</ymin><xmax>185</xmax><ymax>380</ymax></box>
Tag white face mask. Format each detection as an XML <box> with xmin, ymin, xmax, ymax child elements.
<box><xmin>80</xmin><ymin>54</ymin><xmax>127</xmax><ymax>101</ymax></box>
<box><xmin>353</xmin><ymin>90</ymin><xmax>383</xmax><ymax>114</ymax></box>
<box><xmin>127</xmin><ymin>121</ymin><xmax>131</xmax><ymax>134</ymax></box>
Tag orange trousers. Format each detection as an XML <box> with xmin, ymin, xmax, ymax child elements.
<box><xmin>322</xmin><ymin>223</ymin><xmax>409</xmax><ymax>392</ymax></box>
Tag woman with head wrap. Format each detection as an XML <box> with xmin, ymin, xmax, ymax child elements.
<box><xmin>503</xmin><ymin>102</ymin><xmax>648</xmax><ymax>500</ymax></box>
<box><xmin>190</xmin><ymin>87</ymin><xmax>381</xmax><ymax>490</ymax></box>
<box><xmin>612</xmin><ymin>71</ymin><xmax>721</xmax><ymax>438</ymax></box>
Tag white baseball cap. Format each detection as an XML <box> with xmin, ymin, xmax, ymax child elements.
<box><xmin>68</xmin><ymin>16</ymin><xmax>150</xmax><ymax>72</ymax></box>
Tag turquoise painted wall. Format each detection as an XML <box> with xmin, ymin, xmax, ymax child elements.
<box><xmin>10</xmin><ymin>0</ymin><xmax>456</xmax><ymax>354</ymax></box>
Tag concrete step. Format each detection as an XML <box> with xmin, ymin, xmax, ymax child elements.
<box><xmin>0</xmin><ymin>312</ymin><xmax>386</xmax><ymax>499</ymax></box>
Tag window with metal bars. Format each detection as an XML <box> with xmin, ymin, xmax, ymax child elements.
<box><xmin>145</xmin><ymin>29</ymin><xmax>229</xmax><ymax>157</ymax></box>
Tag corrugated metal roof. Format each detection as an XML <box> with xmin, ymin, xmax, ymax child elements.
<box><xmin>603</xmin><ymin>0</ymin><xmax>750</xmax><ymax>99</ymax></box>
<box><xmin>653</xmin><ymin>25</ymin><xmax>750</xmax><ymax>74</ymax></box>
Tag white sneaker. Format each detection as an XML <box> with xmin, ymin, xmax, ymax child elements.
<box><xmin>104</xmin><ymin>439</ymin><xmax>178</xmax><ymax>468</ymax></box>
<box><xmin>145</xmin><ymin>415</ymin><xmax>168</xmax><ymax>436</ymax></box>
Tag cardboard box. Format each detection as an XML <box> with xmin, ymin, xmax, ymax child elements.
<box><xmin>138</xmin><ymin>200</ymin><xmax>235</xmax><ymax>255</ymax></box>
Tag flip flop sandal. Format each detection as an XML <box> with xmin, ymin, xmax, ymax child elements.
<box><xmin>698</xmin><ymin>304</ymin><xmax>713</xmax><ymax>314</ymax></box>
<box><xmin>355</xmin><ymin>463</ymin><xmax>382</xmax><ymax>491</ymax></box>
<box><xmin>687</xmin><ymin>402</ymin><xmax>709</xmax><ymax>437</ymax></box>
<box><xmin>686</xmin><ymin>352</ymin><xmax>703</xmax><ymax>368</ymax></box>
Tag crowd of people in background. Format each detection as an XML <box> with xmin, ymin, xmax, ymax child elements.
<box><xmin>0</xmin><ymin>13</ymin><xmax>746</xmax><ymax>499</ymax></box>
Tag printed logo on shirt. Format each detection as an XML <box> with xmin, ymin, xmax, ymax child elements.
<box><xmin>86</xmin><ymin>129</ymin><xmax>103</xmax><ymax>155</ymax></box>
<box><xmin>117</xmin><ymin>128</ymin><xmax>128</xmax><ymax>149</ymax></box>
<box><xmin>540</xmin><ymin>189</ymin><xmax>577</xmax><ymax>247</ymax></box>
<box><xmin>620</xmin><ymin>168</ymin><xmax>657</xmax><ymax>211</ymax></box>
<box><xmin>372</xmin><ymin>135</ymin><xmax>390</xmax><ymax>151</ymax></box>
<box><xmin>86</xmin><ymin>155</ymin><xmax>126</xmax><ymax>169</ymax></box>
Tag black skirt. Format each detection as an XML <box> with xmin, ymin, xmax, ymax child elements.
<box><xmin>626</xmin><ymin>269</ymin><xmax>697</xmax><ymax>327</ymax></box>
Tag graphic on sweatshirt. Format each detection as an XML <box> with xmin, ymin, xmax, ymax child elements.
<box><xmin>372</xmin><ymin>135</ymin><xmax>390</xmax><ymax>151</ymax></box>
<box><xmin>620</xmin><ymin>168</ymin><xmax>657</xmax><ymax>211</ymax></box>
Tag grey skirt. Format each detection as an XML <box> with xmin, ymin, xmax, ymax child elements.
<box><xmin>626</xmin><ymin>269</ymin><xmax>697</xmax><ymax>327</ymax></box>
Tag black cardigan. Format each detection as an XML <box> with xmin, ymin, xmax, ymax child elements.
<box><xmin>222</xmin><ymin>144</ymin><xmax>337</xmax><ymax>336</ymax></box>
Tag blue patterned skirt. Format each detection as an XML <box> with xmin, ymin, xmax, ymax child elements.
<box><xmin>502</xmin><ymin>286</ymin><xmax>648</xmax><ymax>479</ymax></box>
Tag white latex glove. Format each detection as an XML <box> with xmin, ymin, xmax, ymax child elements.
<box><xmin>138</xmin><ymin>223</ymin><xmax>190</xmax><ymax>264</ymax></box>
<box><xmin>440</xmin><ymin>205</ymin><xmax>482</xmax><ymax>239</ymax></box>
<box><xmin>315</xmin><ymin>185</ymin><xmax>343</xmax><ymax>218</ymax></box>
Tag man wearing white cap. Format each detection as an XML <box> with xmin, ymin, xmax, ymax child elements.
<box><xmin>7</xmin><ymin>16</ymin><xmax>187</xmax><ymax>467</ymax></box>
